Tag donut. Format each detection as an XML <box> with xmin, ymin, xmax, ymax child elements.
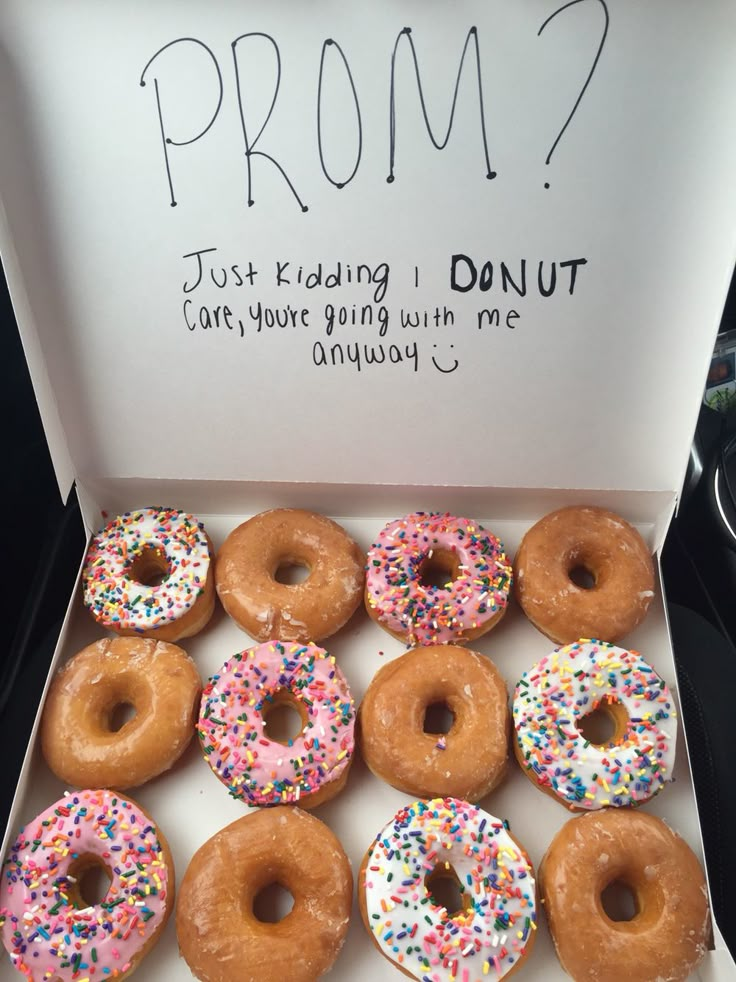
<box><xmin>365</xmin><ymin>512</ymin><xmax>512</xmax><ymax>645</ymax></box>
<box><xmin>359</xmin><ymin>797</ymin><xmax>537</xmax><ymax>981</ymax></box>
<box><xmin>177</xmin><ymin>806</ymin><xmax>352</xmax><ymax>982</ymax></box>
<box><xmin>82</xmin><ymin>506</ymin><xmax>215</xmax><ymax>641</ymax></box>
<box><xmin>0</xmin><ymin>789</ymin><xmax>173</xmax><ymax>981</ymax></box>
<box><xmin>512</xmin><ymin>639</ymin><xmax>676</xmax><ymax>810</ymax></box>
<box><xmin>540</xmin><ymin>809</ymin><xmax>710</xmax><ymax>982</ymax></box>
<box><xmin>198</xmin><ymin>640</ymin><xmax>355</xmax><ymax>808</ymax></box>
<box><xmin>215</xmin><ymin>509</ymin><xmax>364</xmax><ymax>643</ymax></box>
<box><xmin>41</xmin><ymin>637</ymin><xmax>201</xmax><ymax>789</ymax></box>
<box><xmin>514</xmin><ymin>505</ymin><xmax>655</xmax><ymax>644</ymax></box>
<box><xmin>358</xmin><ymin>644</ymin><xmax>509</xmax><ymax>801</ymax></box>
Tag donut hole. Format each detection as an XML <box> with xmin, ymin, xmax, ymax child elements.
<box><xmin>67</xmin><ymin>856</ymin><xmax>112</xmax><ymax>908</ymax></box>
<box><xmin>568</xmin><ymin>564</ymin><xmax>596</xmax><ymax>589</ymax></box>
<box><xmin>601</xmin><ymin>879</ymin><xmax>639</xmax><ymax>922</ymax></box>
<box><xmin>418</xmin><ymin>549</ymin><xmax>461</xmax><ymax>590</ymax></box>
<box><xmin>578</xmin><ymin>699</ymin><xmax>629</xmax><ymax>747</ymax></box>
<box><xmin>108</xmin><ymin>701</ymin><xmax>137</xmax><ymax>732</ymax></box>
<box><xmin>425</xmin><ymin>865</ymin><xmax>470</xmax><ymax>918</ymax></box>
<box><xmin>423</xmin><ymin>701</ymin><xmax>455</xmax><ymax>735</ymax></box>
<box><xmin>127</xmin><ymin>545</ymin><xmax>170</xmax><ymax>587</ymax></box>
<box><xmin>274</xmin><ymin>559</ymin><xmax>311</xmax><ymax>585</ymax></box>
<box><xmin>263</xmin><ymin>690</ymin><xmax>308</xmax><ymax>744</ymax></box>
<box><xmin>252</xmin><ymin>882</ymin><xmax>295</xmax><ymax>923</ymax></box>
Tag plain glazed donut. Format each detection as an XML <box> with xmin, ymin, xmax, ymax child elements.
<box><xmin>539</xmin><ymin>809</ymin><xmax>710</xmax><ymax>982</ymax></box>
<box><xmin>359</xmin><ymin>644</ymin><xmax>509</xmax><ymax>801</ymax></box>
<box><xmin>0</xmin><ymin>789</ymin><xmax>174</xmax><ymax>981</ymax></box>
<box><xmin>514</xmin><ymin>506</ymin><xmax>655</xmax><ymax>644</ymax></box>
<box><xmin>176</xmin><ymin>807</ymin><xmax>352</xmax><ymax>982</ymax></box>
<box><xmin>82</xmin><ymin>506</ymin><xmax>215</xmax><ymax>641</ymax></box>
<box><xmin>198</xmin><ymin>641</ymin><xmax>355</xmax><ymax>808</ymax></box>
<box><xmin>365</xmin><ymin>512</ymin><xmax>512</xmax><ymax>645</ymax></box>
<box><xmin>41</xmin><ymin>637</ymin><xmax>201</xmax><ymax>789</ymax></box>
<box><xmin>215</xmin><ymin>509</ymin><xmax>364</xmax><ymax>643</ymax></box>
<box><xmin>359</xmin><ymin>797</ymin><xmax>537</xmax><ymax>981</ymax></box>
<box><xmin>512</xmin><ymin>640</ymin><xmax>676</xmax><ymax>810</ymax></box>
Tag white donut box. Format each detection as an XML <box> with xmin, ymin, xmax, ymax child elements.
<box><xmin>1</xmin><ymin>2</ymin><xmax>735</xmax><ymax>979</ymax></box>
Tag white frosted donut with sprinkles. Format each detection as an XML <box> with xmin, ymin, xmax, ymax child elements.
<box><xmin>198</xmin><ymin>640</ymin><xmax>355</xmax><ymax>808</ymax></box>
<box><xmin>82</xmin><ymin>506</ymin><xmax>215</xmax><ymax>642</ymax></box>
<box><xmin>0</xmin><ymin>789</ymin><xmax>173</xmax><ymax>981</ymax></box>
<box><xmin>359</xmin><ymin>798</ymin><xmax>537</xmax><ymax>982</ymax></box>
<box><xmin>365</xmin><ymin>513</ymin><xmax>512</xmax><ymax>645</ymax></box>
<box><xmin>512</xmin><ymin>639</ymin><xmax>676</xmax><ymax>810</ymax></box>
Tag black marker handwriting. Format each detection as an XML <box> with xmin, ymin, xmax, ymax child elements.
<box><xmin>139</xmin><ymin>38</ymin><xmax>223</xmax><ymax>207</ymax></box>
<box><xmin>387</xmin><ymin>26</ymin><xmax>495</xmax><ymax>183</ymax></box>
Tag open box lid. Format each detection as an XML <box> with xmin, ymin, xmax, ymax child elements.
<box><xmin>1</xmin><ymin>1</ymin><xmax>735</xmax><ymax>502</ymax></box>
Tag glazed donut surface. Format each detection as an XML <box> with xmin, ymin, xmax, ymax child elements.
<box><xmin>513</xmin><ymin>640</ymin><xmax>676</xmax><ymax>810</ymax></box>
<box><xmin>82</xmin><ymin>506</ymin><xmax>215</xmax><ymax>641</ymax></box>
<box><xmin>0</xmin><ymin>789</ymin><xmax>174</xmax><ymax>982</ymax></box>
<box><xmin>359</xmin><ymin>644</ymin><xmax>509</xmax><ymax>801</ymax></box>
<box><xmin>359</xmin><ymin>797</ymin><xmax>537</xmax><ymax>981</ymax></box>
<box><xmin>177</xmin><ymin>807</ymin><xmax>352</xmax><ymax>982</ymax></box>
<box><xmin>198</xmin><ymin>640</ymin><xmax>355</xmax><ymax>807</ymax></box>
<box><xmin>41</xmin><ymin>637</ymin><xmax>201</xmax><ymax>789</ymax></box>
<box><xmin>216</xmin><ymin>509</ymin><xmax>364</xmax><ymax>643</ymax></box>
<box><xmin>540</xmin><ymin>809</ymin><xmax>710</xmax><ymax>982</ymax></box>
<box><xmin>365</xmin><ymin>512</ymin><xmax>512</xmax><ymax>645</ymax></box>
<box><xmin>514</xmin><ymin>506</ymin><xmax>655</xmax><ymax>644</ymax></box>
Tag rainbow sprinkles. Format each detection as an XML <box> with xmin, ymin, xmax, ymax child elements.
<box><xmin>361</xmin><ymin>797</ymin><xmax>537</xmax><ymax>981</ymax></box>
<box><xmin>0</xmin><ymin>789</ymin><xmax>170</xmax><ymax>981</ymax></box>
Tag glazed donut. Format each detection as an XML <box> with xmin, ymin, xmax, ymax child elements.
<box><xmin>512</xmin><ymin>639</ymin><xmax>676</xmax><ymax>810</ymax></box>
<box><xmin>82</xmin><ymin>506</ymin><xmax>215</xmax><ymax>641</ymax></box>
<box><xmin>177</xmin><ymin>806</ymin><xmax>352</xmax><ymax>982</ymax></box>
<box><xmin>0</xmin><ymin>789</ymin><xmax>174</xmax><ymax>981</ymax></box>
<box><xmin>540</xmin><ymin>809</ymin><xmax>710</xmax><ymax>982</ymax></box>
<box><xmin>198</xmin><ymin>640</ymin><xmax>355</xmax><ymax>808</ymax></box>
<box><xmin>359</xmin><ymin>644</ymin><xmax>509</xmax><ymax>801</ymax></box>
<box><xmin>41</xmin><ymin>637</ymin><xmax>201</xmax><ymax>789</ymax></box>
<box><xmin>365</xmin><ymin>512</ymin><xmax>512</xmax><ymax>645</ymax></box>
<box><xmin>514</xmin><ymin>505</ymin><xmax>655</xmax><ymax>644</ymax></box>
<box><xmin>216</xmin><ymin>509</ymin><xmax>364</xmax><ymax>643</ymax></box>
<box><xmin>359</xmin><ymin>797</ymin><xmax>537</xmax><ymax>981</ymax></box>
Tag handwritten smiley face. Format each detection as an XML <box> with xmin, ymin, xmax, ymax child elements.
<box><xmin>431</xmin><ymin>344</ymin><xmax>459</xmax><ymax>374</ymax></box>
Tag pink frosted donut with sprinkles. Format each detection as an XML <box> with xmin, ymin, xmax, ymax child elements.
<box><xmin>512</xmin><ymin>639</ymin><xmax>677</xmax><ymax>810</ymax></box>
<box><xmin>0</xmin><ymin>789</ymin><xmax>173</xmax><ymax>982</ymax></box>
<box><xmin>365</xmin><ymin>512</ymin><xmax>512</xmax><ymax>645</ymax></box>
<box><xmin>198</xmin><ymin>640</ymin><xmax>355</xmax><ymax>809</ymax></box>
<box><xmin>358</xmin><ymin>797</ymin><xmax>537</xmax><ymax>981</ymax></box>
<box><xmin>82</xmin><ymin>506</ymin><xmax>215</xmax><ymax>642</ymax></box>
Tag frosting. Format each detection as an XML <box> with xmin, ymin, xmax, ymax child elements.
<box><xmin>363</xmin><ymin>798</ymin><xmax>536</xmax><ymax>981</ymax></box>
<box><xmin>512</xmin><ymin>640</ymin><xmax>676</xmax><ymax>809</ymax></box>
<box><xmin>82</xmin><ymin>507</ymin><xmax>210</xmax><ymax>633</ymax></box>
<box><xmin>0</xmin><ymin>790</ymin><xmax>170</xmax><ymax>981</ymax></box>
<box><xmin>365</xmin><ymin>513</ymin><xmax>512</xmax><ymax>645</ymax></box>
<box><xmin>198</xmin><ymin>641</ymin><xmax>355</xmax><ymax>805</ymax></box>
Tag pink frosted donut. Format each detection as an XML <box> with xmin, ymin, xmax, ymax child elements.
<box><xmin>198</xmin><ymin>641</ymin><xmax>355</xmax><ymax>808</ymax></box>
<box><xmin>0</xmin><ymin>789</ymin><xmax>173</xmax><ymax>981</ymax></box>
<box><xmin>365</xmin><ymin>512</ymin><xmax>513</xmax><ymax>645</ymax></box>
